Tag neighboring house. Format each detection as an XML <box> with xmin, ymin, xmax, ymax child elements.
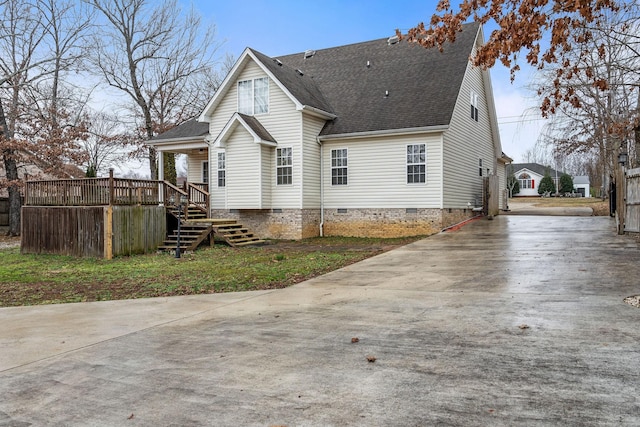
<box><xmin>508</xmin><ymin>163</ymin><xmax>565</xmax><ymax>197</ymax></box>
<box><xmin>508</xmin><ymin>163</ymin><xmax>590</xmax><ymax>197</ymax></box>
<box><xmin>150</xmin><ymin>22</ymin><xmax>509</xmax><ymax>239</ymax></box>
<box><xmin>573</xmin><ymin>175</ymin><xmax>591</xmax><ymax>197</ymax></box>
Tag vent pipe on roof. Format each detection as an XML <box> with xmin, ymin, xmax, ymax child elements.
<box><xmin>274</xmin><ymin>58</ymin><xmax>282</xmax><ymax>66</ymax></box>
<box><xmin>304</xmin><ymin>49</ymin><xmax>316</xmax><ymax>59</ymax></box>
<box><xmin>366</xmin><ymin>60</ymin><xmax>370</xmax><ymax>68</ymax></box>
<box><xmin>296</xmin><ymin>69</ymin><xmax>304</xmax><ymax>76</ymax></box>
<box><xmin>387</xmin><ymin>35</ymin><xmax>399</xmax><ymax>45</ymax></box>
<box><xmin>385</xmin><ymin>90</ymin><xmax>389</xmax><ymax>97</ymax></box>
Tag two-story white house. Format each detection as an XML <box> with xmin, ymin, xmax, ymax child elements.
<box><xmin>150</xmin><ymin>22</ymin><xmax>508</xmax><ymax>239</ymax></box>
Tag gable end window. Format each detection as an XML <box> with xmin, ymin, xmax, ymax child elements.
<box><xmin>331</xmin><ymin>148</ymin><xmax>348</xmax><ymax>185</ymax></box>
<box><xmin>238</xmin><ymin>77</ymin><xmax>269</xmax><ymax>115</ymax></box>
<box><xmin>217</xmin><ymin>152</ymin><xmax>226</xmax><ymax>187</ymax></box>
<box><xmin>407</xmin><ymin>144</ymin><xmax>426</xmax><ymax>184</ymax></box>
<box><xmin>470</xmin><ymin>90</ymin><xmax>479</xmax><ymax>122</ymax></box>
<box><xmin>277</xmin><ymin>147</ymin><xmax>292</xmax><ymax>185</ymax></box>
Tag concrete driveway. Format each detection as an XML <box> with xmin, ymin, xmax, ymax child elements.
<box><xmin>1</xmin><ymin>215</ymin><xmax>639</xmax><ymax>426</ymax></box>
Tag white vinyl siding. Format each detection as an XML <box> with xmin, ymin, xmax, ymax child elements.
<box><xmin>186</xmin><ymin>151</ymin><xmax>208</xmax><ymax>184</ymax></box>
<box><xmin>301</xmin><ymin>114</ymin><xmax>326</xmax><ymax>208</ymax></box>
<box><xmin>322</xmin><ymin>134</ymin><xmax>442</xmax><ymax>208</ymax></box>
<box><xmin>208</xmin><ymin>60</ymin><xmax>301</xmax><ymax>209</ymax></box>
<box><xmin>261</xmin><ymin>145</ymin><xmax>272</xmax><ymax>207</ymax></box>
<box><xmin>225</xmin><ymin>127</ymin><xmax>262</xmax><ymax>208</ymax></box>
<box><xmin>442</xmin><ymin>39</ymin><xmax>496</xmax><ymax>209</ymax></box>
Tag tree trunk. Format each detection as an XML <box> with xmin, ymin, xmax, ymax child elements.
<box><xmin>0</xmin><ymin>99</ymin><xmax>21</xmax><ymax>236</ymax></box>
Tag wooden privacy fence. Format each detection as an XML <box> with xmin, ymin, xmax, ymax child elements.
<box><xmin>21</xmin><ymin>205</ymin><xmax>166</xmax><ymax>258</ymax></box>
<box><xmin>624</xmin><ymin>167</ymin><xmax>640</xmax><ymax>233</ymax></box>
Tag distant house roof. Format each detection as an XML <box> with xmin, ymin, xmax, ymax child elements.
<box><xmin>573</xmin><ymin>175</ymin><xmax>590</xmax><ymax>185</ymax></box>
<box><xmin>508</xmin><ymin>163</ymin><xmax>566</xmax><ymax>178</ymax></box>
<box><xmin>152</xmin><ymin>119</ymin><xmax>209</xmax><ymax>142</ymax></box>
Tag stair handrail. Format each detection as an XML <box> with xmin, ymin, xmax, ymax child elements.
<box><xmin>164</xmin><ymin>181</ymin><xmax>190</xmax><ymax>221</ymax></box>
<box><xmin>187</xmin><ymin>182</ymin><xmax>210</xmax><ymax>216</ymax></box>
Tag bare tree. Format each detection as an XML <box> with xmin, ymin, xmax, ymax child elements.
<box><xmin>82</xmin><ymin>110</ymin><xmax>133</xmax><ymax>176</ymax></box>
<box><xmin>0</xmin><ymin>0</ymin><xmax>91</xmax><ymax>236</ymax></box>
<box><xmin>87</xmin><ymin>0</ymin><xmax>219</xmax><ymax>183</ymax></box>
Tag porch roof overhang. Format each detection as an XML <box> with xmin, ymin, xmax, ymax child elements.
<box><xmin>147</xmin><ymin>136</ymin><xmax>208</xmax><ymax>153</ymax></box>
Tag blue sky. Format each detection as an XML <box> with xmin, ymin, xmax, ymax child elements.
<box><xmin>187</xmin><ymin>0</ymin><xmax>547</xmax><ymax>162</ymax></box>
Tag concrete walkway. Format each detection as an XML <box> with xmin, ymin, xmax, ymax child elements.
<box><xmin>1</xmin><ymin>215</ymin><xmax>639</xmax><ymax>426</ymax></box>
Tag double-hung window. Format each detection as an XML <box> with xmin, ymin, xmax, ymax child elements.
<box><xmin>470</xmin><ymin>90</ymin><xmax>479</xmax><ymax>122</ymax></box>
<box><xmin>331</xmin><ymin>149</ymin><xmax>348</xmax><ymax>185</ymax></box>
<box><xmin>217</xmin><ymin>152</ymin><xmax>226</xmax><ymax>187</ymax></box>
<box><xmin>277</xmin><ymin>147</ymin><xmax>292</xmax><ymax>185</ymax></box>
<box><xmin>238</xmin><ymin>77</ymin><xmax>269</xmax><ymax>115</ymax></box>
<box><xmin>407</xmin><ymin>144</ymin><xmax>426</xmax><ymax>184</ymax></box>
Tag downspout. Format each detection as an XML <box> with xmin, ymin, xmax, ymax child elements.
<box><xmin>317</xmin><ymin>136</ymin><xmax>324</xmax><ymax>236</ymax></box>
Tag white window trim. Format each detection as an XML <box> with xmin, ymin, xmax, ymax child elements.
<box><xmin>406</xmin><ymin>143</ymin><xmax>426</xmax><ymax>185</ymax></box>
<box><xmin>276</xmin><ymin>147</ymin><xmax>293</xmax><ymax>186</ymax></box>
<box><xmin>237</xmin><ymin>77</ymin><xmax>269</xmax><ymax>115</ymax></box>
<box><xmin>331</xmin><ymin>148</ymin><xmax>348</xmax><ymax>186</ymax></box>
<box><xmin>217</xmin><ymin>152</ymin><xmax>226</xmax><ymax>188</ymax></box>
<box><xmin>470</xmin><ymin>90</ymin><xmax>479</xmax><ymax>122</ymax></box>
<box><xmin>201</xmin><ymin>160</ymin><xmax>209</xmax><ymax>184</ymax></box>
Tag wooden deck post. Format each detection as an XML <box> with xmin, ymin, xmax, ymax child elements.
<box><xmin>108</xmin><ymin>168</ymin><xmax>115</xmax><ymax>206</ymax></box>
<box><xmin>104</xmin><ymin>206</ymin><xmax>113</xmax><ymax>260</ymax></box>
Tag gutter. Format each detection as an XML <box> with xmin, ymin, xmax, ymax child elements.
<box><xmin>317</xmin><ymin>136</ymin><xmax>324</xmax><ymax>237</ymax></box>
<box><xmin>318</xmin><ymin>125</ymin><xmax>449</xmax><ymax>142</ymax></box>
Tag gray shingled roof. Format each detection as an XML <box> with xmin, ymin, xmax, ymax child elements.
<box><xmin>275</xmin><ymin>22</ymin><xmax>480</xmax><ymax>136</ymax></box>
<box><xmin>237</xmin><ymin>113</ymin><xmax>276</xmax><ymax>143</ymax></box>
<box><xmin>152</xmin><ymin>119</ymin><xmax>209</xmax><ymax>141</ymax></box>
<box><xmin>250</xmin><ymin>49</ymin><xmax>334</xmax><ymax>116</ymax></box>
<box><xmin>508</xmin><ymin>163</ymin><xmax>566</xmax><ymax>177</ymax></box>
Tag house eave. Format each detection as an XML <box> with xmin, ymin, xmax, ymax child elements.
<box><xmin>147</xmin><ymin>137</ymin><xmax>208</xmax><ymax>152</ymax></box>
<box><xmin>318</xmin><ymin>125</ymin><xmax>449</xmax><ymax>141</ymax></box>
<box><xmin>299</xmin><ymin>105</ymin><xmax>336</xmax><ymax>120</ymax></box>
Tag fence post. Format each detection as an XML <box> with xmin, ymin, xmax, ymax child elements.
<box><xmin>109</xmin><ymin>168</ymin><xmax>115</xmax><ymax>206</ymax></box>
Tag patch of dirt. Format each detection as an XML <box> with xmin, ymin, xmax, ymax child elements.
<box><xmin>0</xmin><ymin>229</ymin><xmax>20</xmax><ymax>249</ymax></box>
<box><xmin>624</xmin><ymin>295</ymin><xmax>640</xmax><ymax>308</ymax></box>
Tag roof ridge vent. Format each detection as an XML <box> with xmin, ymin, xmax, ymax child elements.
<box><xmin>296</xmin><ymin>69</ymin><xmax>304</xmax><ymax>76</ymax></box>
<box><xmin>304</xmin><ymin>49</ymin><xmax>316</xmax><ymax>59</ymax></box>
<box><xmin>274</xmin><ymin>58</ymin><xmax>283</xmax><ymax>66</ymax></box>
<box><xmin>387</xmin><ymin>35</ymin><xmax>400</xmax><ymax>45</ymax></box>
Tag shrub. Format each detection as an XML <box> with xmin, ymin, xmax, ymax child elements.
<box><xmin>559</xmin><ymin>173</ymin><xmax>574</xmax><ymax>194</ymax></box>
<box><xmin>538</xmin><ymin>174</ymin><xmax>556</xmax><ymax>195</ymax></box>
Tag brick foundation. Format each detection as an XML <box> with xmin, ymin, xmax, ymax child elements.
<box><xmin>210</xmin><ymin>207</ymin><xmax>478</xmax><ymax>240</ymax></box>
<box><xmin>210</xmin><ymin>209</ymin><xmax>320</xmax><ymax>240</ymax></box>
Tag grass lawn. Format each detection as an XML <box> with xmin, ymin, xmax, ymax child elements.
<box><xmin>0</xmin><ymin>236</ymin><xmax>421</xmax><ymax>307</ymax></box>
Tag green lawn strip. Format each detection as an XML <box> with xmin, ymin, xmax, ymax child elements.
<box><xmin>0</xmin><ymin>237</ymin><xmax>409</xmax><ymax>307</ymax></box>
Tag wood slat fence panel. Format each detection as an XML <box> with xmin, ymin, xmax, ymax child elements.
<box><xmin>625</xmin><ymin>168</ymin><xmax>640</xmax><ymax>233</ymax></box>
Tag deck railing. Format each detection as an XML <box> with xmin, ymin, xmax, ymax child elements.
<box><xmin>24</xmin><ymin>170</ymin><xmax>202</xmax><ymax>209</ymax></box>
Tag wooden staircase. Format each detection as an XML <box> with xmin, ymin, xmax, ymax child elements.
<box><xmin>159</xmin><ymin>205</ymin><xmax>265</xmax><ymax>253</ymax></box>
